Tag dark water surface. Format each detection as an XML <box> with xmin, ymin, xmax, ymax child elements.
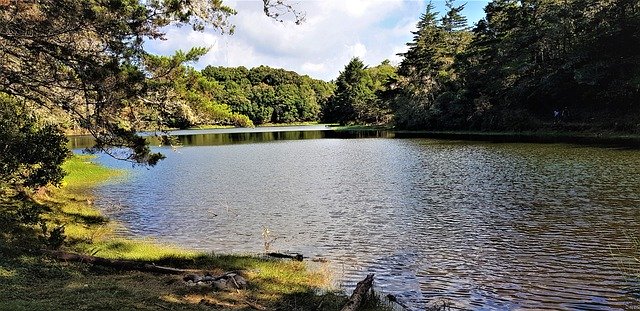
<box><xmin>75</xmin><ymin>126</ymin><xmax>640</xmax><ymax>310</ymax></box>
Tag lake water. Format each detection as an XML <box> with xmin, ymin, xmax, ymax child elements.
<box><xmin>76</xmin><ymin>126</ymin><xmax>640</xmax><ymax>310</ymax></box>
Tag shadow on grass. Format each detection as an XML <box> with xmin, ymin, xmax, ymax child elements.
<box><xmin>64</xmin><ymin>212</ymin><xmax>109</xmax><ymax>225</ymax></box>
<box><xmin>0</xmin><ymin>218</ymin><xmax>390</xmax><ymax>311</ymax></box>
<box><xmin>0</xmin><ymin>250</ymin><xmax>391</xmax><ymax>311</ymax></box>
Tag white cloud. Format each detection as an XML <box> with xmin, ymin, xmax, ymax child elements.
<box><xmin>346</xmin><ymin>43</ymin><xmax>367</xmax><ymax>59</ymax></box>
<box><xmin>301</xmin><ymin>62</ymin><xmax>327</xmax><ymax>73</ymax></box>
<box><xmin>389</xmin><ymin>45</ymin><xmax>407</xmax><ymax>65</ymax></box>
<box><xmin>144</xmin><ymin>0</ymin><xmax>490</xmax><ymax>80</ymax></box>
<box><xmin>148</xmin><ymin>27</ymin><xmax>220</xmax><ymax>55</ymax></box>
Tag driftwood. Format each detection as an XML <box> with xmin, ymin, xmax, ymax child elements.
<box><xmin>341</xmin><ymin>274</ymin><xmax>374</xmax><ymax>311</ymax></box>
<box><xmin>266</xmin><ymin>252</ymin><xmax>303</xmax><ymax>261</ymax></box>
<box><xmin>44</xmin><ymin>250</ymin><xmax>193</xmax><ymax>275</ymax></box>
<box><xmin>386</xmin><ymin>294</ymin><xmax>411</xmax><ymax>310</ymax></box>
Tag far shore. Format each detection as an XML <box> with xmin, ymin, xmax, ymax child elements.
<box><xmin>332</xmin><ymin>125</ymin><xmax>640</xmax><ymax>148</ymax></box>
<box><xmin>66</xmin><ymin>122</ymin><xmax>640</xmax><ymax>149</ymax></box>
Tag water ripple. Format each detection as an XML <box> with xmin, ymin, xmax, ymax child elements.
<box><xmin>93</xmin><ymin>137</ymin><xmax>640</xmax><ymax>310</ymax></box>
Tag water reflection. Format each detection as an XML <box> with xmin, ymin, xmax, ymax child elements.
<box><xmin>68</xmin><ymin>126</ymin><xmax>393</xmax><ymax>149</ymax></box>
<box><xmin>86</xmin><ymin>129</ymin><xmax>640</xmax><ymax>310</ymax></box>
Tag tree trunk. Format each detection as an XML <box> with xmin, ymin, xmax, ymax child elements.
<box><xmin>341</xmin><ymin>274</ymin><xmax>375</xmax><ymax>311</ymax></box>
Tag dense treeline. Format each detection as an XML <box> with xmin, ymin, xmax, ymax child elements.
<box><xmin>327</xmin><ymin>0</ymin><xmax>640</xmax><ymax>132</ymax></box>
<box><xmin>393</xmin><ymin>0</ymin><xmax>640</xmax><ymax>131</ymax></box>
<box><xmin>200</xmin><ymin>65</ymin><xmax>334</xmax><ymax>125</ymax></box>
<box><xmin>322</xmin><ymin>59</ymin><xmax>397</xmax><ymax>125</ymax></box>
<box><xmin>144</xmin><ymin>57</ymin><xmax>334</xmax><ymax>128</ymax></box>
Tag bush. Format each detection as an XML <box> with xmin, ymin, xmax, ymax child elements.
<box><xmin>0</xmin><ymin>95</ymin><xmax>70</xmax><ymax>191</ymax></box>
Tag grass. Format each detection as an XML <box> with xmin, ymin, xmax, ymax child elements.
<box><xmin>60</xmin><ymin>155</ymin><xmax>124</xmax><ymax>189</ymax></box>
<box><xmin>0</xmin><ymin>155</ymin><xmax>390</xmax><ymax>311</ymax></box>
<box><xmin>186</xmin><ymin>122</ymin><xmax>323</xmax><ymax>130</ymax></box>
<box><xmin>187</xmin><ymin>125</ymin><xmax>235</xmax><ymax>130</ymax></box>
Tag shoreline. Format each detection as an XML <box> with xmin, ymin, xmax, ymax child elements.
<box><xmin>332</xmin><ymin>126</ymin><xmax>640</xmax><ymax>148</ymax></box>
<box><xmin>0</xmin><ymin>155</ymin><xmax>390</xmax><ymax>311</ymax></box>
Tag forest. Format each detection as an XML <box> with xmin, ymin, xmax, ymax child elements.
<box><xmin>2</xmin><ymin>0</ymin><xmax>638</xmax><ymax>213</ymax></box>
<box><xmin>2</xmin><ymin>0</ymin><xmax>639</xmax><ymax>205</ymax></box>
<box><xmin>331</xmin><ymin>0</ymin><xmax>640</xmax><ymax>132</ymax></box>
<box><xmin>125</xmin><ymin>0</ymin><xmax>640</xmax><ymax>133</ymax></box>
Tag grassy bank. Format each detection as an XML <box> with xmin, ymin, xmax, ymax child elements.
<box><xmin>0</xmin><ymin>155</ymin><xmax>389</xmax><ymax>311</ymax></box>
<box><xmin>257</xmin><ymin>122</ymin><xmax>322</xmax><ymax>127</ymax></box>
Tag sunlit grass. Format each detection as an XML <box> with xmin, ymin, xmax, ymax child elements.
<box><xmin>258</xmin><ymin>121</ymin><xmax>321</xmax><ymax>127</ymax></box>
<box><xmin>60</xmin><ymin>154</ymin><xmax>123</xmax><ymax>188</ymax></box>
<box><xmin>187</xmin><ymin>124</ymin><xmax>235</xmax><ymax>130</ymax></box>
<box><xmin>76</xmin><ymin>238</ymin><xmax>197</xmax><ymax>261</ymax></box>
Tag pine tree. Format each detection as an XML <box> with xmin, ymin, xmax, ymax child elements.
<box><xmin>324</xmin><ymin>58</ymin><xmax>376</xmax><ymax>125</ymax></box>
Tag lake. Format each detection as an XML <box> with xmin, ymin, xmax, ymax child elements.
<box><xmin>74</xmin><ymin>126</ymin><xmax>640</xmax><ymax>310</ymax></box>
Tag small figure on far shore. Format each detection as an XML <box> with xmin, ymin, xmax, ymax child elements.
<box><xmin>561</xmin><ymin>106</ymin><xmax>569</xmax><ymax>121</ymax></box>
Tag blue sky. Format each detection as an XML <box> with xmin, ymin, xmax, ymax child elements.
<box><xmin>147</xmin><ymin>0</ymin><xmax>490</xmax><ymax>81</ymax></box>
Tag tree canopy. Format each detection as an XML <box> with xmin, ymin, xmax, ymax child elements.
<box><xmin>201</xmin><ymin>65</ymin><xmax>333</xmax><ymax>125</ymax></box>
<box><xmin>385</xmin><ymin>0</ymin><xmax>640</xmax><ymax>131</ymax></box>
<box><xmin>0</xmin><ymin>0</ymin><xmax>305</xmax><ymax>167</ymax></box>
<box><xmin>0</xmin><ymin>0</ymin><xmax>305</xmax><ymax>199</ymax></box>
<box><xmin>0</xmin><ymin>0</ymin><xmax>241</xmax><ymax>166</ymax></box>
<box><xmin>323</xmin><ymin>58</ymin><xmax>396</xmax><ymax>125</ymax></box>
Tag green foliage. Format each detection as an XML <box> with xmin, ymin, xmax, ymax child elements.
<box><xmin>323</xmin><ymin>58</ymin><xmax>395</xmax><ymax>125</ymax></box>
<box><xmin>201</xmin><ymin>65</ymin><xmax>331</xmax><ymax>125</ymax></box>
<box><xmin>0</xmin><ymin>0</ymin><xmax>306</xmax><ymax>165</ymax></box>
<box><xmin>0</xmin><ymin>95</ymin><xmax>69</xmax><ymax>192</ymax></box>
<box><xmin>0</xmin><ymin>0</ymin><xmax>229</xmax><ymax>165</ymax></box>
<box><xmin>142</xmin><ymin>51</ymin><xmax>257</xmax><ymax>129</ymax></box>
<box><xmin>389</xmin><ymin>1</ymin><xmax>472</xmax><ymax>130</ymax></box>
<box><xmin>387</xmin><ymin>0</ymin><xmax>640</xmax><ymax>132</ymax></box>
<box><xmin>40</xmin><ymin>223</ymin><xmax>66</xmax><ymax>250</ymax></box>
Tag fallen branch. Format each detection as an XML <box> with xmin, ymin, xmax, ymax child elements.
<box><xmin>243</xmin><ymin>300</ymin><xmax>267</xmax><ymax>310</ymax></box>
<box><xmin>266</xmin><ymin>252</ymin><xmax>303</xmax><ymax>261</ymax></box>
<box><xmin>387</xmin><ymin>294</ymin><xmax>411</xmax><ymax>310</ymax></box>
<box><xmin>341</xmin><ymin>274</ymin><xmax>374</xmax><ymax>311</ymax></box>
<box><xmin>44</xmin><ymin>250</ymin><xmax>195</xmax><ymax>275</ymax></box>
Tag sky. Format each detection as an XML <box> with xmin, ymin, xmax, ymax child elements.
<box><xmin>146</xmin><ymin>0</ymin><xmax>490</xmax><ymax>81</ymax></box>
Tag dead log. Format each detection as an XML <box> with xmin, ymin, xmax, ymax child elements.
<box><xmin>266</xmin><ymin>252</ymin><xmax>303</xmax><ymax>261</ymax></box>
<box><xmin>386</xmin><ymin>294</ymin><xmax>411</xmax><ymax>310</ymax></box>
<box><xmin>44</xmin><ymin>250</ymin><xmax>193</xmax><ymax>275</ymax></box>
<box><xmin>341</xmin><ymin>274</ymin><xmax>374</xmax><ymax>311</ymax></box>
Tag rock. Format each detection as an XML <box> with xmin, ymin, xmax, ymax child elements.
<box><xmin>184</xmin><ymin>272</ymin><xmax>248</xmax><ymax>291</ymax></box>
<box><xmin>202</xmin><ymin>275</ymin><xmax>215</xmax><ymax>282</ymax></box>
<box><xmin>232</xmin><ymin>275</ymin><xmax>248</xmax><ymax>289</ymax></box>
<box><xmin>183</xmin><ymin>274</ymin><xmax>198</xmax><ymax>282</ymax></box>
<box><xmin>212</xmin><ymin>279</ymin><xmax>230</xmax><ymax>291</ymax></box>
<box><xmin>211</xmin><ymin>274</ymin><xmax>248</xmax><ymax>291</ymax></box>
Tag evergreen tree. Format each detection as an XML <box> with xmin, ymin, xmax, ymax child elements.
<box><xmin>323</xmin><ymin>58</ymin><xmax>375</xmax><ymax>124</ymax></box>
<box><xmin>389</xmin><ymin>1</ymin><xmax>472</xmax><ymax>129</ymax></box>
